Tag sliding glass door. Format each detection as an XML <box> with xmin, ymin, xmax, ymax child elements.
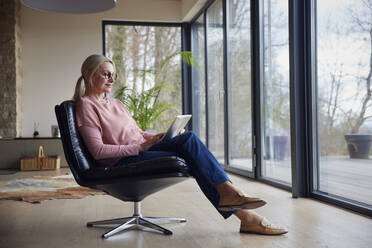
<box><xmin>261</xmin><ymin>0</ymin><xmax>291</xmax><ymax>184</ymax></box>
<box><xmin>206</xmin><ymin>0</ymin><xmax>225</xmax><ymax>164</ymax></box>
<box><xmin>226</xmin><ymin>0</ymin><xmax>253</xmax><ymax>172</ymax></box>
<box><xmin>190</xmin><ymin>0</ymin><xmax>372</xmax><ymax>215</ymax></box>
<box><xmin>191</xmin><ymin>15</ymin><xmax>207</xmax><ymax>145</ymax></box>
<box><xmin>313</xmin><ymin>0</ymin><xmax>372</xmax><ymax>207</ymax></box>
<box><xmin>191</xmin><ymin>0</ymin><xmax>291</xmax><ymax>181</ymax></box>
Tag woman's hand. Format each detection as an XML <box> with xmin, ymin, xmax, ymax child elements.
<box><xmin>139</xmin><ymin>133</ymin><xmax>165</xmax><ymax>151</ymax></box>
<box><xmin>154</xmin><ymin>133</ymin><xmax>165</xmax><ymax>140</ymax></box>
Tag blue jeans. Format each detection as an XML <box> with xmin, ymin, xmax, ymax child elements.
<box><xmin>115</xmin><ymin>131</ymin><xmax>236</xmax><ymax>219</ymax></box>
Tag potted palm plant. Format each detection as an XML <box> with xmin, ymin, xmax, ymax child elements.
<box><xmin>114</xmin><ymin>84</ymin><xmax>174</xmax><ymax>130</ymax></box>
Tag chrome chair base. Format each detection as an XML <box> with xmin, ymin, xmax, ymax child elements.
<box><xmin>87</xmin><ymin>202</ymin><xmax>186</xmax><ymax>238</ymax></box>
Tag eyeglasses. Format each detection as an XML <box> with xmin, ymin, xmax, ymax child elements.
<box><xmin>101</xmin><ymin>70</ymin><xmax>117</xmax><ymax>80</ymax></box>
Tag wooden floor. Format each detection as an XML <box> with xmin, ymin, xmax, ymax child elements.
<box><xmin>0</xmin><ymin>168</ymin><xmax>371</xmax><ymax>248</ymax></box>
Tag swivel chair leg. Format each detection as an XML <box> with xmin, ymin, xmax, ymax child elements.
<box><xmin>142</xmin><ymin>216</ymin><xmax>187</xmax><ymax>223</ymax></box>
<box><xmin>102</xmin><ymin>218</ymin><xmax>137</xmax><ymax>238</ymax></box>
<box><xmin>139</xmin><ymin>217</ymin><xmax>173</xmax><ymax>235</ymax></box>
<box><xmin>87</xmin><ymin>217</ymin><xmax>135</xmax><ymax>226</ymax></box>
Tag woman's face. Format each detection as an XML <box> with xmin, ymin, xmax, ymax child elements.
<box><xmin>90</xmin><ymin>62</ymin><xmax>116</xmax><ymax>96</ymax></box>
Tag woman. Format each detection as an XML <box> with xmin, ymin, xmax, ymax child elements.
<box><xmin>73</xmin><ymin>54</ymin><xmax>287</xmax><ymax>235</ymax></box>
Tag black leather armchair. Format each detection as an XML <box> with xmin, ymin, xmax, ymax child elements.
<box><xmin>55</xmin><ymin>100</ymin><xmax>190</xmax><ymax>238</ymax></box>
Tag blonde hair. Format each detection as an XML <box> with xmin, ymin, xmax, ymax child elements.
<box><xmin>72</xmin><ymin>54</ymin><xmax>115</xmax><ymax>101</ymax></box>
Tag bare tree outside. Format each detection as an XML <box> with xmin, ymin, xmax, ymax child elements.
<box><xmin>316</xmin><ymin>0</ymin><xmax>372</xmax><ymax>206</ymax></box>
<box><xmin>317</xmin><ymin>0</ymin><xmax>372</xmax><ymax>156</ymax></box>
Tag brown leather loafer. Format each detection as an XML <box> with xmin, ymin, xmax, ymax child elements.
<box><xmin>240</xmin><ymin>218</ymin><xmax>288</xmax><ymax>235</ymax></box>
<box><xmin>218</xmin><ymin>193</ymin><xmax>266</xmax><ymax>211</ymax></box>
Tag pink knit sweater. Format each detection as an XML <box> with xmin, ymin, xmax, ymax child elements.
<box><xmin>75</xmin><ymin>96</ymin><xmax>154</xmax><ymax>165</ymax></box>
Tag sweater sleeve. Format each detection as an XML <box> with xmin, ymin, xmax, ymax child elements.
<box><xmin>78</xmin><ymin>125</ymin><xmax>141</xmax><ymax>160</ymax></box>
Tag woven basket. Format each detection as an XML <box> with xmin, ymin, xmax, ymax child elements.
<box><xmin>20</xmin><ymin>146</ymin><xmax>60</xmax><ymax>171</ymax></box>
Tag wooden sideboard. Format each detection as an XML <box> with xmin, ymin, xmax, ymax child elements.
<box><xmin>0</xmin><ymin>137</ymin><xmax>67</xmax><ymax>169</ymax></box>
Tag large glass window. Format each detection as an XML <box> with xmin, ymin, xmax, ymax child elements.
<box><xmin>104</xmin><ymin>23</ymin><xmax>182</xmax><ymax>131</ymax></box>
<box><xmin>206</xmin><ymin>0</ymin><xmax>225</xmax><ymax>163</ymax></box>
<box><xmin>189</xmin><ymin>0</ymin><xmax>371</xmax><ymax>215</ymax></box>
<box><xmin>191</xmin><ymin>16</ymin><xmax>207</xmax><ymax>144</ymax></box>
<box><xmin>227</xmin><ymin>0</ymin><xmax>253</xmax><ymax>171</ymax></box>
<box><xmin>314</xmin><ymin>0</ymin><xmax>372</xmax><ymax>206</ymax></box>
<box><xmin>261</xmin><ymin>0</ymin><xmax>291</xmax><ymax>184</ymax></box>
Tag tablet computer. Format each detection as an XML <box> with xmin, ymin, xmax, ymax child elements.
<box><xmin>161</xmin><ymin>115</ymin><xmax>192</xmax><ymax>141</ymax></box>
